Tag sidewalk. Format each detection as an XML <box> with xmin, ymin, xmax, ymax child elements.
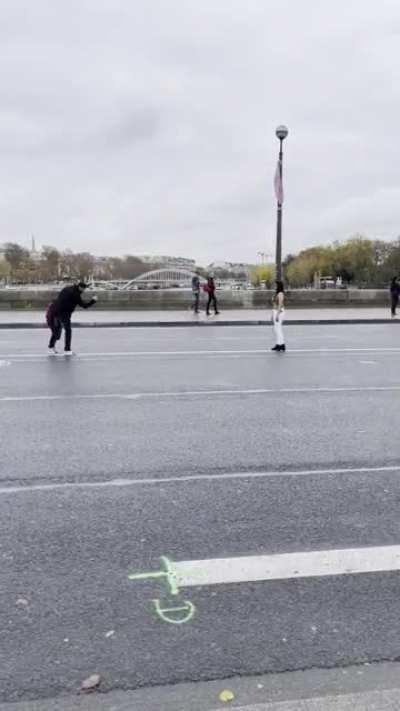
<box><xmin>0</xmin><ymin>308</ymin><xmax>397</xmax><ymax>328</ymax></box>
<box><xmin>1</xmin><ymin>663</ymin><xmax>400</xmax><ymax>711</ymax></box>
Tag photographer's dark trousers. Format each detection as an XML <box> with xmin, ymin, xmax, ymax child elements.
<box><xmin>48</xmin><ymin>314</ymin><xmax>72</xmax><ymax>351</ymax></box>
<box><xmin>206</xmin><ymin>293</ymin><xmax>219</xmax><ymax>315</ymax></box>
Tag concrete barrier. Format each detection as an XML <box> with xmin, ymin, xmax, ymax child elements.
<box><xmin>0</xmin><ymin>287</ymin><xmax>390</xmax><ymax>310</ymax></box>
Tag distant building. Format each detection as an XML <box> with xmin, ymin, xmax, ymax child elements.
<box><xmin>208</xmin><ymin>262</ymin><xmax>254</xmax><ymax>278</ymax></box>
<box><xmin>93</xmin><ymin>256</ymin><xmax>109</xmax><ymax>267</ymax></box>
<box><xmin>208</xmin><ymin>261</ymin><xmax>230</xmax><ymax>271</ymax></box>
<box><xmin>139</xmin><ymin>255</ymin><xmax>196</xmax><ymax>270</ymax></box>
<box><xmin>30</xmin><ymin>236</ymin><xmax>42</xmax><ymax>263</ymax></box>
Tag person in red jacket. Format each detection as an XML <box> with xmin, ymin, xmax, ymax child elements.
<box><xmin>205</xmin><ymin>275</ymin><xmax>219</xmax><ymax>316</ymax></box>
<box><xmin>47</xmin><ymin>282</ymin><xmax>97</xmax><ymax>355</ymax></box>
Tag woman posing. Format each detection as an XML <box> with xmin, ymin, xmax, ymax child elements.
<box><xmin>271</xmin><ymin>280</ymin><xmax>285</xmax><ymax>352</ymax></box>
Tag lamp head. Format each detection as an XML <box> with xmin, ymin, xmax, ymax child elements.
<box><xmin>276</xmin><ymin>125</ymin><xmax>289</xmax><ymax>141</ymax></box>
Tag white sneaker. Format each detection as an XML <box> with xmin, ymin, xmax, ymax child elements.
<box><xmin>64</xmin><ymin>350</ymin><xmax>76</xmax><ymax>356</ymax></box>
<box><xmin>48</xmin><ymin>348</ymin><xmax>58</xmax><ymax>356</ymax></box>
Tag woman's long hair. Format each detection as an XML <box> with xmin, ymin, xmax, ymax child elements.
<box><xmin>276</xmin><ymin>280</ymin><xmax>284</xmax><ymax>294</ymax></box>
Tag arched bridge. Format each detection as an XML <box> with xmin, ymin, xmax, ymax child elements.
<box><xmin>121</xmin><ymin>268</ymin><xmax>198</xmax><ymax>290</ymax></box>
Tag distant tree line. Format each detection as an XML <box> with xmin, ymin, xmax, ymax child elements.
<box><xmin>246</xmin><ymin>236</ymin><xmax>400</xmax><ymax>289</ymax></box>
<box><xmin>0</xmin><ymin>244</ymin><xmax>254</xmax><ymax>285</ymax></box>
<box><xmin>284</xmin><ymin>235</ymin><xmax>400</xmax><ymax>288</ymax></box>
<box><xmin>1</xmin><ymin>235</ymin><xmax>399</xmax><ymax>287</ymax></box>
<box><xmin>0</xmin><ymin>244</ymin><xmax>163</xmax><ymax>284</ymax></box>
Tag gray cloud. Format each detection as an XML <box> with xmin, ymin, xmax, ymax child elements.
<box><xmin>0</xmin><ymin>0</ymin><xmax>400</xmax><ymax>262</ymax></box>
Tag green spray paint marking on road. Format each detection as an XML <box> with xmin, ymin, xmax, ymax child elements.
<box><xmin>128</xmin><ymin>556</ymin><xmax>195</xmax><ymax>625</ymax></box>
<box><xmin>128</xmin><ymin>556</ymin><xmax>179</xmax><ymax>595</ymax></box>
<box><xmin>152</xmin><ymin>598</ymin><xmax>195</xmax><ymax>625</ymax></box>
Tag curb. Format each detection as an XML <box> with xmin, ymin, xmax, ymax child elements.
<box><xmin>0</xmin><ymin>319</ymin><xmax>398</xmax><ymax>329</ymax></box>
<box><xmin>2</xmin><ymin>662</ymin><xmax>400</xmax><ymax>711</ymax></box>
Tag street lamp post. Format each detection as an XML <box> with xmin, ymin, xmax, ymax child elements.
<box><xmin>275</xmin><ymin>125</ymin><xmax>289</xmax><ymax>282</ymax></box>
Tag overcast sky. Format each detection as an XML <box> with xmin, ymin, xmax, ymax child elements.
<box><xmin>1</xmin><ymin>0</ymin><xmax>400</xmax><ymax>264</ymax></box>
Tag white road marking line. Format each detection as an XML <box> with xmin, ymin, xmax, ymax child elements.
<box><xmin>171</xmin><ymin>545</ymin><xmax>400</xmax><ymax>589</ymax></box>
<box><xmin>0</xmin><ymin>464</ymin><xmax>399</xmax><ymax>495</ymax></box>
<box><xmin>1</xmin><ymin>346</ymin><xmax>400</xmax><ymax>360</ymax></box>
<box><xmin>1</xmin><ymin>350</ymin><xmax>266</xmax><ymax>358</ymax></box>
<box><xmin>0</xmin><ymin>385</ymin><xmax>400</xmax><ymax>403</ymax></box>
<box><xmin>223</xmin><ymin>690</ymin><xmax>400</xmax><ymax>711</ymax></box>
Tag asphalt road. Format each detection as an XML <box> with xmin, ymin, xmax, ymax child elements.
<box><xmin>1</xmin><ymin>324</ymin><xmax>400</xmax><ymax>705</ymax></box>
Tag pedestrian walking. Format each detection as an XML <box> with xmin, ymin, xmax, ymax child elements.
<box><xmin>47</xmin><ymin>281</ymin><xmax>97</xmax><ymax>355</ymax></box>
<box><xmin>205</xmin><ymin>275</ymin><xmax>219</xmax><ymax>316</ymax></box>
<box><xmin>271</xmin><ymin>280</ymin><xmax>285</xmax><ymax>352</ymax></box>
<box><xmin>191</xmin><ymin>272</ymin><xmax>201</xmax><ymax>313</ymax></box>
<box><xmin>390</xmin><ymin>276</ymin><xmax>400</xmax><ymax>317</ymax></box>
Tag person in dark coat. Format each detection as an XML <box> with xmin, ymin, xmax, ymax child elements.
<box><xmin>390</xmin><ymin>276</ymin><xmax>400</xmax><ymax>317</ymax></box>
<box><xmin>205</xmin><ymin>275</ymin><xmax>219</xmax><ymax>316</ymax></box>
<box><xmin>47</xmin><ymin>282</ymin><xmax>97</xmax><ymax>355</ymax></box>
<box><xmin>191</xmin><ymin>272</ymin><xmax>201</xmax><ymax>313</ymax></box>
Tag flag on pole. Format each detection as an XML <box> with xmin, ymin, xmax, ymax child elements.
<box><xmin>274</xmin><ymin>160</ymin><xmax>284</xmax><ymax>204</ymax></box>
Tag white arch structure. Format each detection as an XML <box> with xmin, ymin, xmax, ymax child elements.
<box><xmin>121</xmin><ymin>268</ymin><xmax>198</xmax><ymax>290</ymax></box>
